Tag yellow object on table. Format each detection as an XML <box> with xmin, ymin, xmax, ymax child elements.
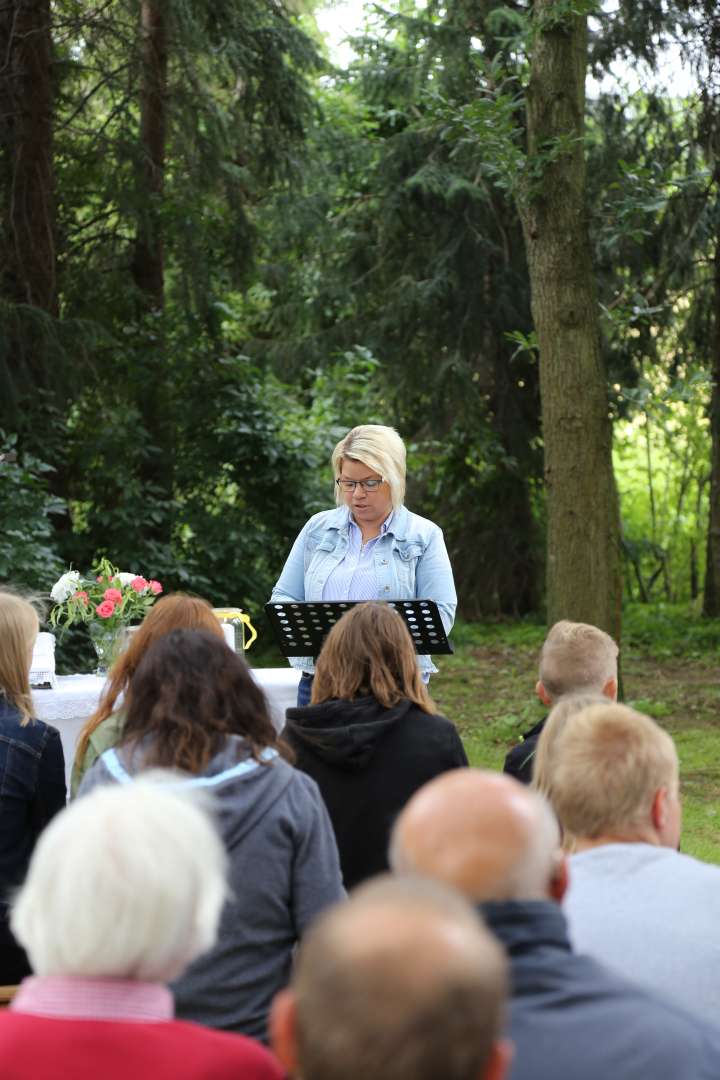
<box><xmin>213</xmin><ymin>608</ymin><xmax>258</xmax><ymax>651</ymax></box>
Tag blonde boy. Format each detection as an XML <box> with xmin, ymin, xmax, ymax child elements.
<box><xmin>503</xmin><ymin>620</ymin><xmax>618</xmax><ymax>783</ymax></box>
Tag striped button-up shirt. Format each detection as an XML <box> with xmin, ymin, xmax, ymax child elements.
<box><xmin>321</xmin><ymin>513</ymin><xmax>393</xmax><ymax>602</ymax></box>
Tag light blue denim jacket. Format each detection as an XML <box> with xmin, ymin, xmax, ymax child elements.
<box><xmin>270</xmin><ymin>504</ymin><xmax>457</xmax><ymax>675</ymax></box>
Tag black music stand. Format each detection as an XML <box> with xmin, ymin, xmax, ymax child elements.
<box><xmin>264</xmin><ymin>599</ymin><xmax>453</xmax><ymax>659</ymax></box>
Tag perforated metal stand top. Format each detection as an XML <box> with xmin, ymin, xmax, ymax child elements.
<box><xmin>265</xmin><ymin>599</ymin><xmax>453</xmax><ymax>658</ymax></box>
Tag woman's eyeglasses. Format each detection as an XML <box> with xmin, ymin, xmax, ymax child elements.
<box><xmin>336</xmin><ymin>478</ymin><xmax>383</xmax><ymax>492</ymax></box>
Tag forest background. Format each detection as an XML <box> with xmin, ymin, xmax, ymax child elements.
<box><xmin>2</xmin><ymin>0</ymin><xmax>720</xmax><ymax>852</ymax></box>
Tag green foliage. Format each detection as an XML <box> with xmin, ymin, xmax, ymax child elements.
<box><xmin>0</xmin><ymin>433</ymin><xmax>65</xmax><ymax>589</ymax></box>
<box><xmin>588</xmin><ymin>91</ymin><xmax>715</xmax><ymax>373</ymax></box>
<box><xmin>51</xmin><ymin>0</ymin><xmax>324</xmax><ymax>331</ymax></box>
<box><xmin>54</xmin><ymin>338</ymin><xmax>385</xmax><ymax>631</ymax></box>
<box><xmin>246</xmin><ymin>2</ymin><xmax>544</xmax><ymax>614</ymax></box>
<box><xmin>428</xmin><ymin>79</ymin><xmax>527</xmax><ymax>195</ymax></box>
<box><xmin>614</xmin><ymin>364</ymin><xmax>710</xmax><ymax>605</ymax></box>
<box><xmin>2</xmin><ymin>0</ymin><xmax>719</xmax><ymax>640</ymax></box>
<box><xmin>623</xmin><ymin>601</ymin><xmax>720</xmax><ymax>659</ymax></box>
<box><xmin>587</xmin><ymin>1</ymin><xmax>701</xmax><ymax>77</ymax></box>
<box><xmin>506</xmin><ymin>328</ymin><xmax>540</xmax><ymax>359</ymax></box>
<box><xmin>534</xmin><ymin>0</ymin><xmax>601</xmax><ymax>35</ymax></box>
<box><xmin>449</xmin><ymin>615</ymin><xmax>546</xmax><ymax>649</ymax></box>
<box><xmin>3</xmin><ymin>0</ymin><xmax>332</xmax><ymax>623</ymax></box>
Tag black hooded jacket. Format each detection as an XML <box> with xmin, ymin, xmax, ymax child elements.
<box><xmin>284</xmin><ymin>695</ymin><xmax>468</xmax><ymax>889</ymax></box>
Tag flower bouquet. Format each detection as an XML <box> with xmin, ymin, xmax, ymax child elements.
<box><xmin>50</xmin><ymin>558</ymin><xmax>163</xmax><ymax>674</ymax></box>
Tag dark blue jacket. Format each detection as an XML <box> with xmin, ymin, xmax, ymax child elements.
<box><xmin>0</xmin><ymin>695</ymin><xmax>66</xmax><ymax>972</ymax></box>
<box><xmin>481</xmin><ymin>900</ymin><xmax>720</xmax><ymax>1080</ymax></box>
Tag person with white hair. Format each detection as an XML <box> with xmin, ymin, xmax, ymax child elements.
<box><xmin>552</xmin><ymin>702</ymin><xmax>720</xmax><ymax>1026</ymax></box>
<box><xmin>79</xmin><ymin>629</ymin><xmax>344</xmax><ymax>1044</ymax></box>
<box><xmin>390</xmin><ymin>769</ymin><xmax>720</xmax><ymax>1080</ymax></box>
<box><xmin>0</xmin><ymin>780</ymin><xmax>284</xmax><ymax>1079</ymax></box>
<box><xmin>271</xmin><ymin>424</ymin><xmax>457</xmax><ymax>705</ymax></box>
<box><xmin>270</xmin><ymin>875</ymin><xmax>511</xmax><ymax>1080</ymax></box>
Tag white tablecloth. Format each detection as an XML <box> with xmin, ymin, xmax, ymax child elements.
<box><xmin>32</xmin><ymin>668</ymin><xmax>301</xmax><ymax>790</ymax></box>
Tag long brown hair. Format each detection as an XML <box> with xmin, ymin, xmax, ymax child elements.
<box><xmin>122</xmin><ymin>629</ymin><xmax>281</xmax><ymax>773</ymax></box>
<box><xmin>75</xmin><ymin>593</ymin><xmax>224</xmax><ymax>764</ymax></box>
<box><xmin>0</xmin><ymin>591</ymin><xmax>40</xmax><ymax>725</ymax></box>
<box><xmin>311</xmin><ymin>602</ymin><xmax>436</xmax><ymax>713</ymax></box>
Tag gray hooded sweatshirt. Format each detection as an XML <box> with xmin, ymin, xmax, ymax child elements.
<box><xmin>78</xmin><ymin>736</ymin><xmax>345</xmax><ymax>1042</ymax></box>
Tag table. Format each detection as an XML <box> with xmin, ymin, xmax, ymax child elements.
<box><xmin>32</xmin><ymin>668</ymin><xmax>301</xmax><ymax>790</ymax></box>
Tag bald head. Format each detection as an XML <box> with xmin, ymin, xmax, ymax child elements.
<box><xmin>271</xmin><ymin>875</ymin><xmax>509</xmax><ymax>1080</ymax></box>
<box><xmin>390</xmin><ymin>769</ymin><xmax>563</xmax><ymax>902</ymax></box>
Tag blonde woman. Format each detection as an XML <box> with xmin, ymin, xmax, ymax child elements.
<box><xmin>271</xmin><ymin>424</ymin><xmax>457</xmax><ymax>705</ymax></box>
<box><xmin>0</xmin><ymin>591</ymin><xmax>65</xmax><ymax>982</ymax></box>
<box><xmin>284</xmin><ymin>602</ymin><xmax>467</xmax><ymax>888</ymax></box>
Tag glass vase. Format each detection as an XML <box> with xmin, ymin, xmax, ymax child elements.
<box><xmin>88</xmin><ymin>622</ymin><xmax>126</xmax><ymax>676</ymax></box>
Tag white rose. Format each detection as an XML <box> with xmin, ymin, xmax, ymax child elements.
<box><xmin>116</xmin><ymin>572</ymin><xmax>137</xmax><ymax>586</ymax></box>
<box><xmin>50</xmin><ymin>570</ymin><xmax>81</xmax><ymax>603</ymax></box>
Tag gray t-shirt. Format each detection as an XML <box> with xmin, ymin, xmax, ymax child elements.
<box><xmin>565</xmin><ymin>842</ymin><xmax>720</xmax><ymax>1027</ymax></box>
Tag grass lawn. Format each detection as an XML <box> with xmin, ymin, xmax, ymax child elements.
<box><xmin>431</xmin><ymin>604</ymin><xmax>720</xmax><ymax>865</ymax></box>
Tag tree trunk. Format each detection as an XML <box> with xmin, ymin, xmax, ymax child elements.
<box><xmin>0</xmin><ymin>0</ymin><xmax>57</xmax><ymax>384</ymax></box>
<box><xmin>131</xmin><ymin>0</ymin><xmax>167</xmax><ymax>310</ymax></box>
<box><xmin>703</xmin><ymin>196</ymin><xmax>720</xmax><ymax>615</ymax></box>
<box><xmin>0</xmin><ymin>0</ymin><xmax>56</xmax><ymax>313</ymax></box>
<box><xmin>690</xmin><ymin>539</ymin><xmax>699</xmax><ymax>601</ymax></box>
<box><xmin>516</xmin><ymin>0</ymin><xmax>621</xmax><ymax>641</ymax></box>
<box><xmin>129</xmin><ymin>0</ymin><xmax>174</xmax><ymax>556</ymax></box>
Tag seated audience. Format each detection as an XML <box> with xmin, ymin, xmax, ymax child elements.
<box><xmin>79</xmin><ymin>629</ymin><xmax>344</xmax><ymax>1042</ymax></box>
<box><xmin>551</xmin><ymin>702</ymin><xmax>720</xmax><ymax>1026</ymax></box>
<box><xmin>0</xmin><ymin>591</ymin><xmax>65</xmax><ymax>984</ymax></box>
<box><xmin>270</xmin><ymin>874</ymin><xmax>511</xmax><ymax>1080</ymax></box>
<box><xmin>71</xmin><ymin>593</ymin><xmax>226</xmax><ymax>795</ymax></box>
<box><xmin>504</xmin><ymin>619</ymin><xmax>618</xmax><ymax>784</ymax></box>
<box><xmin>391</xmin><ymin>769</ymin><xmax>720</xmax><ymax>1080</ymax></box>
<box><xmin>284</xmin><ymin>602</ymin><xmax>468</xmax><ymax>888</ymax></box>
<box><xmin>0</xmin><ymin>779</ymin><xmax>283</xmax><ymax>1079</ymax></box>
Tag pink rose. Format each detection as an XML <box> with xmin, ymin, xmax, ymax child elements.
<box><xmin>130</xmin><ymin>577</ymin><xmax>148</xmax><ymax>592</ymax></box>
<box><xmin>104</xmin><ymin>588</ymin><xmax>123</xmax><ymax>603</ymax></box>
<box><xmin>96</xmin><ymin>600</ymin><xmax>116</xmax><ymax>618</ymax></box>
<box><xmin>96</xmin><ymin>576</ymin><xmax>104</xmax><ymax>583</ymax></box>
<box><xmin>149</xmin><ymin>580</ymin><xmax>163</xmax><ymax>595</ymax></box>
<box><xmin>73</xmin><ymin>590</ymin><xmax>89</xmax><ymax>605</ymax></box>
